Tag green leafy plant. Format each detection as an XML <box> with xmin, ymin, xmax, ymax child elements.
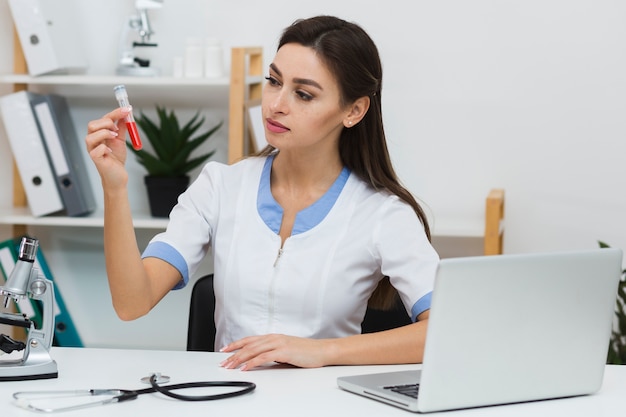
<box><xmin>599</xmin><ymin>241</ymin><xmax>626</xmax><ymax>365</ymax></box>
<box><xmin>128</xmin><ymin>106</ymin><xmax>222</xmax><ymax>177</ymax></box>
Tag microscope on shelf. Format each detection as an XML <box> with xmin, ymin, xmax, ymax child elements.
<box><xmin>116</xmin><ymin>0</ymin><xmax>164</xmax><ymax>76</ymax></box>
<box><xmin>0</xmin><ymin>237</ymin><xmax>57</xmax><ymax>381</ymax></box>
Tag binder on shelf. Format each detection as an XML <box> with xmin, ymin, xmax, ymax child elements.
<box><xmin>8</xmin><ymin>0</ymin><xmax>87</xmax><ymax>76</ymax></box>
<box><xmin>0</xmin><ymin>239</ymin><xmax>43</xmax><ymax>330</ymax></box>
<box><xmin>5</xmin><ymin>238</ymin><xmax>83</xmax><ymax>348</ymax></box>
<box><xmin>30</xmin><ymin>94</ymin><xmax>96</xmax><ymax>217</ymax></box>
<box><xmin>0</xmin><ymin>91</ymin><xmax>64</xmax><ymax>217</ymax></box>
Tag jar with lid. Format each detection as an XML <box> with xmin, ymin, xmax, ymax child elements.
<box><xmin>184</xmin><ymin>37</ymin><xmax>203</xmax><ymax>78</ymax></box>
<box><xmin>204</xmin><ymin>37</ymin><xmax>224</xmax><ymax>78</ymax></box>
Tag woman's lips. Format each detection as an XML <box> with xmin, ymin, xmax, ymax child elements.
<box><xmin>266</xmin><ymin>118</ymin><xmax>290</xmax><ymax>133</ymax></box>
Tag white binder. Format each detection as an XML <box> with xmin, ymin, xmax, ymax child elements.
<box><xmin>0</xmin><ymin>91</ymin><xmax>64</xmax><ymax>217</ymax></box>
<box><xmin>8</xmin><ymin>0</ymin><xmax>87</xmax><ymax>76</ymax></box>
<box><xmin>30</xmin><ymin>94</ymin><xmax>96</xmax><ymax>217</ymax></box>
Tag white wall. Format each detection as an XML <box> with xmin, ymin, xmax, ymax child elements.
<box><xmin>1</xmin><ymin>0</ymin><xmax>625</xmax><ymax>349</ymax></box>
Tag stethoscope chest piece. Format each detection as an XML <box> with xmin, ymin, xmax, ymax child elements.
<box><xmin>141</xmin><ymin>372</ymin><xmax>170</xmax><ymax>384</ymax></box>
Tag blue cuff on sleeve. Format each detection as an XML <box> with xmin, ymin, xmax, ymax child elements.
<box><xmin>142</xmin><ymin>241</ymin><xmax>189</xmax><ymax>290</ymax></box>
<box><xmin>411</xmin><ymin>292</ymin><xmax>432</xmax><ymax>321</ymax></box>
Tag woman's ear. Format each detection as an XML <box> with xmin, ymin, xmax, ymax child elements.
<box><xmin>343</xmin><ymin>96</ymin><xmax>370</xmax><ymax>128</ymax></box>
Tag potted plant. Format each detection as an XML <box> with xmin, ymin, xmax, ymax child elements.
<box><xmin>599</xmin><ymin>241</ymin><xmax>626</xmax><ymax>364</ymax></box>
<box><xmin>127</xmin><ymin>106</ymin><xmax>222</xmax><ymax>217</ymax></box>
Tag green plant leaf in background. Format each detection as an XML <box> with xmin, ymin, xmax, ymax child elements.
<box><xmin>127</xmin><ymin>106</ymin><xmax>222</xmax><ymax>177</ymax></box>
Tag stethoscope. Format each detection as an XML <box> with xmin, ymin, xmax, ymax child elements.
<box><xmin>13</xmin><ymin>373</ymin><xmax>256</xmax><ymax>413</ymax></box>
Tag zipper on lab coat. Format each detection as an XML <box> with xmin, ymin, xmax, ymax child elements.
<box><xmin>273</xmin><ymin>248</ymin><xmax>284</xmax><ymax>267</ymax></box>
<box><xmin>268</xmin><ymin>245</ymin><xmax>284</xmax><ymax>332</ymax></box>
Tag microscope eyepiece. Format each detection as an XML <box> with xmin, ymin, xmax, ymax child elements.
<box><xmin>1</xmin><ymin>237</ymin><xmax>40</xmax><ymax>303</ymax></box>
<box><xmin>17</xmin><ymin>237</ymin><xmax>38</xmax><ymax>263</ymax></box>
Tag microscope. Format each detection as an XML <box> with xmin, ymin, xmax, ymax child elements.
<box><xmin>116</xmin><ymin>0</ymin><xmax>164</xmax><ymax>76</ymax></box>
<box><xmin>0</xmin><ymin>237</ymin><xmax>57</xmax><ymax>381</ymax></box>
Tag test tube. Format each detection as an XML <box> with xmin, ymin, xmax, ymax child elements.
<box><xmin>113</xmin><ymin>84</ymin><xmax>143</xmax><ymax>150</ymax></box>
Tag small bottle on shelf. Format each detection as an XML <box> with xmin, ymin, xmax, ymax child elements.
<box><xmin>204</xmin><ymin>37</ymin><xmax>224</xmax><ymax>78</ymax></box>
<box><xmin>184</xmin><ymin>37</ymin><xmax>204</xmax><ymax>78</ymax></box>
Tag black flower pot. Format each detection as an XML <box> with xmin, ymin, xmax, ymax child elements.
<box><xmin>144</xmin><ymin>175</ymin><xmax>190</xmax><ymax>218</ymax></box>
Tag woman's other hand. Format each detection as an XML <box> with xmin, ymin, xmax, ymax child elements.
<box><xmin>219</xmin><ymin>334</ymin><xmax>333</xmax><ymax>371</ymax></box>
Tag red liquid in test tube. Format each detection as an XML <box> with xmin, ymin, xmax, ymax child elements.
<box><xmin>113</xmin><ymin>84</ymin><xmax>143</xmax><ymax>150</ymax></box>
<box><xmin>126</xmin><ymin>121</ymin><xmax>142</xmax><ymax>150</ymax></box>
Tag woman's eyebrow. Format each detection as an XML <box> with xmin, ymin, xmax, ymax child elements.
<box><xmin>269</xmin><ymin>63</ymin><xmax>282</xmax><ymax>77</ymax></box>
<box><xmin>269</xmin><ymin>63</ymin><xmax>323</xmax><ymax>91</ymax></box>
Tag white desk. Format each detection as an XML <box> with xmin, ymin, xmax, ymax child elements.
<box><xmin>1</xmin><ymin>348</ymin><xmax>625</xmax><ymax>416</ymax></box>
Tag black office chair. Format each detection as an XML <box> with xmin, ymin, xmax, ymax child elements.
<box><xmin>360</xmin><ymin>294</ymin><xmax>412</xmax><ymax>333</ymax></box>
<box><xmin>186</xmin><ymin>274</ymin><xmax>412</xmax><ymax>351</ymax></box>
<box><xmin>187</xmin><ymin>274</ymin><xmax>217</xmax><ymax>351</ymax></box>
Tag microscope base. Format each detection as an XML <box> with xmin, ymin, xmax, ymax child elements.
<box><xmin>0</xmin><ymin>370</ymin><xmax>57</xmax><ymax>382</ymax></box>
<box><xmin>0</xmin><ymin>363</ymin><xmax>58</xmax><ymax>381</ymax></box>
<box><xmin>0</xmin><ymin>348</ymin><xmax>58</xmax><ymax>381</ymax></box>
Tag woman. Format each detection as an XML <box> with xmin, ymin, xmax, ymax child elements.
<box><xmin>85</xmin><ymin>15</ymin><xmax>439</xmax><ymax>371</ymax></box>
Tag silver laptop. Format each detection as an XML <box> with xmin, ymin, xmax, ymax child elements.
<box><xmin>337</xmin><ymin>249</ymin><xmax>623</xmax><ymax>413</ymax></box>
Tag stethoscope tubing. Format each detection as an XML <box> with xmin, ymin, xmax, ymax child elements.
<box><xmin>13</xmin><ymin>374</ymin><xmax>256</xmax><ymax>413</ymax></box>
<box><xmin>143</xmin><ymin>374</ymin><xmax>257</xmax><ymax>401</ymax></box>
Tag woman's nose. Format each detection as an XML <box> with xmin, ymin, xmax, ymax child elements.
<box><xmin>268</xmin><ymin>90</ymin><xmax>288</xmax><ymax>114</ymax></box>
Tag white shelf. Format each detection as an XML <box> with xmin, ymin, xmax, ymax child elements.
<box><xmin>0</xmin><ymin>74</ymin><xmax>263</xmax><ymax>87</ymax></box>
<box><xmin>1</xmin><ymin>51</ymin><xmax>265</xmax><ymax>233</ymax></box>
<box><xmin>0</xmin><ymin>207</ymin><xmax>489</xmax><ymax>238</ymax></box>
<box><xmin>0</xmin><ymin>206</ymin><xmax>168</xmax><ymax>229</ymax></box>
<box><xmin>0</xmin><ymin>74</ymin><xmax>264</xmax><ymax>107</ymax></box>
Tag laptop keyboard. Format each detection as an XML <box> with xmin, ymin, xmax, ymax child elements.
<box><xmin>384</xmin><ymin>383</ymin><xmax>420</xmax><ymax>399</ymax></box>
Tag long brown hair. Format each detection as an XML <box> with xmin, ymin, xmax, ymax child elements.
<box><xmin>265</xmin><ymin>16</ymin><xmax>431</xmax><ymax>310</ymax></box>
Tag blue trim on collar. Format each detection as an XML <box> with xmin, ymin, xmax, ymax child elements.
<box><xmin>257</xmin><ymin>155</ymin><xmax>283</xmax><ymax>233</ymax></box>
<box><xmin>257</xmin><ymin>154</ymin><xmax>350</xmax><ymax>235</ymax></box>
